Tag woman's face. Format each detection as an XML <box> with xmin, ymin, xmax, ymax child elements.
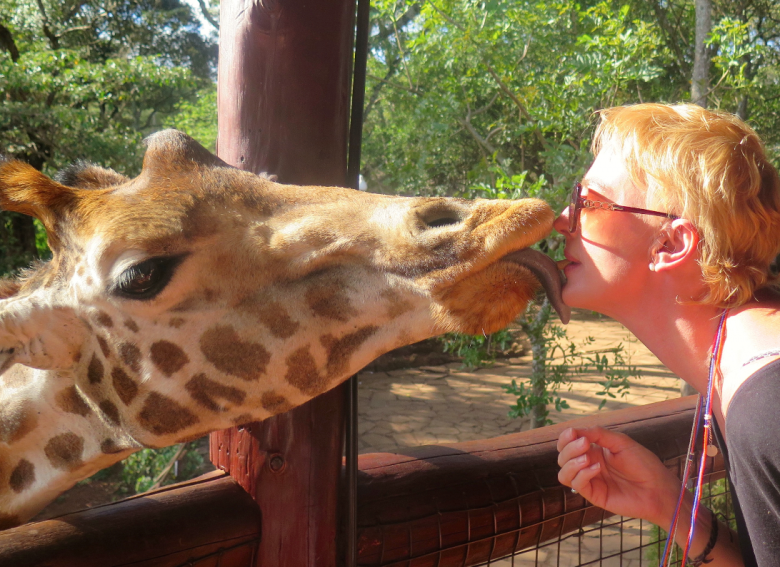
<box><xmin>553</xmin><ymin>146</ymin><xmax>660</xmax><ymax>317</ymax></box>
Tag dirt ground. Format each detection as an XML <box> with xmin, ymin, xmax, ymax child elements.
<box><xmin>34</xmin><ymin>309</ymin><xmax>680</xmax><ymax>533</ymax></box>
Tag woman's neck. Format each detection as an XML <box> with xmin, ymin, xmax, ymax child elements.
<box><xmin>612</xmin><ymin>298</ymin><xmax>722</xmax><ymax>394</ymax></box>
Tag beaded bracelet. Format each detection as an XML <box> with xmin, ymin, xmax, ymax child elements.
<box><xmin>689</xmin><ymin>508</ymin><xmax>718</xmax><ymax>566</ymax></box>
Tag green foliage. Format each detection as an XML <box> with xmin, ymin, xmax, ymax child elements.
<box><xmin>78</xmin><ymin>442</ymin><xmax>206</xmax><ymax>499</ymax></box>
<box><xmin>505</xmin><ymin>301</ymin><xmax>573</xmax><ymax>425</ymax></box>
<box><xmin>505</xmin><ymin>301</ymin><xmax>641</xmax><ymax>427</ymax></box>
<box><xmin>0</xmin><ymin>0</ymin><xmax>217</xmax><ymax>276</ymax></box>
<box><xmin>162</xmin><ymin>84</ymin><xmax>218</xmax><ymax>152</ymax></box>
<box><xmin>1</xmin><ymin>49</ymin><xmax>199</xmax><ymax>174</ymax></box>
<box><xmin>362</xmin><ymin>0</ymin><xmax>780</xmax><ymax>197</ymax></box>
<box><xmin>117</xmin><ymin>443</ymin><xmax>204</xmax><ymax>496</ymax></box>
<box><xmin>440</xmin><ymin>328</ymin><xmax>513</xmax><ymax>368</ymax></box>
<box><xmin>362</xmin><ymin>0</ymin><xmax>674</xmax><ymax>196</ymax></box>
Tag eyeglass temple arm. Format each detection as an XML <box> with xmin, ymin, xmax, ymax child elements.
<box><xmin>612</xmin><ymin>204</ymin><xmax>679</xmax><ymax>219</ymax></box>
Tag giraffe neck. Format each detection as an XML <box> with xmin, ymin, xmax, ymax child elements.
<box><xmin>0</xmin><ymin>275</ymin><xmax>437</xmax><ymax>526</ymax></box>
<box><xmin>0</xmin><ymin>363</ymin><xmax>138</xmax><ymax>528</ymax></box>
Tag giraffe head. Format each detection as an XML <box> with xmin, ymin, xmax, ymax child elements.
<box><xmin>0</xmin><ymin>130</ymin><xmax>566</xmax><ymax>526</ymax></box>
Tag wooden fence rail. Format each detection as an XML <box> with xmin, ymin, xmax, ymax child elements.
<box><xmin>0</xmin><ymin>396</ymin><xmax>703</xmax><ymax>567</ymax></box>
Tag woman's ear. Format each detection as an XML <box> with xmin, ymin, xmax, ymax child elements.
<box><xmin>651</xmin><ymin>219</ymin><xmax>699</xmax><ymax>272</ymax></box>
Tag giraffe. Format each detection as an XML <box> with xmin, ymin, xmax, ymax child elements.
<box><xmin>0</xmin><ymin>130</ymin><xmax>568</xmax><ymax>529</ymax></box>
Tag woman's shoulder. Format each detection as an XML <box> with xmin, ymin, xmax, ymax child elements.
<box><xmin>720</xmin><ymin>296</ymin><xmax>780</xmax><ymax>417</ymax></box>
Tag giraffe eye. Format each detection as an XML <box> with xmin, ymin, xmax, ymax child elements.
<box><xmin>114</xmin><ymin>256</ymin><xmax>185</xmax><ymax>300</ymax></box>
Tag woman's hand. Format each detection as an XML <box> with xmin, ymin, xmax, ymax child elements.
<box><xmin>557</xmin><ymin>426</ymin><xmax>681</xmax><ymax>528</ymax></box>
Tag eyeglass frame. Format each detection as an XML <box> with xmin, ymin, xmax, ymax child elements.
<box><xmin>568</xmin><ymin>181</ymin><xmax>679</xmax><ymax>233</ymax></box>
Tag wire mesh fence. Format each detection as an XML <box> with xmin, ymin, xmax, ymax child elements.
<box><xmin>472</xmin><ymin>459</ymin><xmax>732</xmax><ymax>567</ymax></box>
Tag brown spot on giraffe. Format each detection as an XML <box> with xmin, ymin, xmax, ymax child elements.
<box><xmin>380</xmin><ymin>289</ymin><xmax>415</xmax><ymax>318</ymax></box>
<box><xmin>124</xmin><ymin>319</ymin><xmax>140</xmax><ymax>333</ymax></box>
<box><xmin>0</xmin><ymin>400</ymin><xmax>38</xmax><ymax>444</ymax></box>
<box><xmin>119</xmin><ymin>342</ymin><xmax>142</xmax><ymax>373</ymax></box>
<box><xmin>97</xmin><ymin>335</ymin><xmax>111</xmax><ymax>358</ymax></box>
<box><xmin>150</xmin><ymin>340</ymin><xmax>189</xmax><ymax>377</ymax></box>
<box><xmin>200</xmin><ymin>325</ymin><xmax>271</xmax><ymax>381</ymax></box>
<box><xmin>55</xmin><ymin>386</ymin><xmax>91</xmax><ymax>417</ymax></box>
<box><xmin>241</xmin><ymin>299</ymin><xmax>300</xmax><ymax>339</ymax></box>
<box><xmin>87</xmin><ymin>354</ymin><xmax>104</xmax><ymax>384</ymax></box>
<box><xmin>232</xmin><ymin>413</ymin><xmax>255</xmax><ymax>426</ymax></box>
<box><xmin>284</xmin><ymin>345</ymin><xmax>327</xmax><ymax>396</ymax></box>
<box><xmin>138</xmin><ymin>392</ymin><xmax>199</xmax><ymax>435</ymax></box>
<box><xmin>304</xmin><ymin>276</ymin><xmax>358</xmax><ymax>322</ymax></box>
<box><xmin>44</xmin><ymin>433</ymin><xmax>84</xmax><ymax>471</ymax></box>
<box><xmin>169</xmin><ymin>317</ymin><xmax>186</xmax><ymax>328</ymax></box>
<box><xmin>94</xmin><ymin>311</ymin><xmax>113</xmax><ymax>328</ymax></box>
<box><xmin>261</xmin><ymin>391</ymin><xmax>293</xmax><ymax>415</ymax></box>
<box><xmin>99</xmin><ymin>400</ymin><xmax>121</xmax><ymax>426</ymax></box>
<box><xmin>185</xmin><ymin>373</ymin><xmax>245</xmax><ymax>412</ymax></box>
<box><xmin>100</xmin><ymin>439</ymin><xmax>125</xmax><ymax>454</ymax></box>
<box><xmin>170</xmin><ymin>296</ymin><xmax>199</xmax><ymax>312</ymax></box>
<box><xmin>112</xmin><ymin>367</ymin><xmax>139</xmax><ymax>405</ymax></box>
<box><xmin>9</xmin><ymin>459</ymin><xmax>35</xmax><ymax>493</ymax></box>
<box><xmin>321</xmin><ymin>325</ymin><xmax>379</xmax><ymax>379</ymax></box>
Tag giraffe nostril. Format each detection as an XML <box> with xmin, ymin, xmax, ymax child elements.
<box><xmin>424</xmin><ymin>216</ymin><xmax>461</xmax><ymax>229</ymax></box>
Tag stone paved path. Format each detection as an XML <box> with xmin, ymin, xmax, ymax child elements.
<box><xmin>356</xmin><ymin>311</ymin><xmax>681</xmax><ymax>567</ymax></box>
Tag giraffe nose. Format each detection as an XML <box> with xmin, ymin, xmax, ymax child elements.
<box><xmin>423</xmin><ymin>215</ymin><xmax>461</xmax><ymax>229</ymax></box>
<box><xmin>418</xmin><ymin>203</ymin><xmax>466</xmax><ymax>229</ymax></box>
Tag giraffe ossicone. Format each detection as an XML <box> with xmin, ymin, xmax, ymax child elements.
<box><xmin>0</xmin><ymin>130</ymin><xmax>566</xmax><ymax>528</ymax></box>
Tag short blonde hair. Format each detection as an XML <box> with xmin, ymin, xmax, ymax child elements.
<box><xmin>593</xmin><ymin>103</ymin><xmax>780</xmax><ymax>307</ymax></box>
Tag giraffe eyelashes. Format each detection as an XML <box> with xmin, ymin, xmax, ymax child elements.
<box><xmin>113</xmin><ymin>255</ymin><xmax>187</xmax><ymax>300</ymax></box>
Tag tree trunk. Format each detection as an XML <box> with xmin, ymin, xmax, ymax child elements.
<box><xmin>736</xmin><ymin>95</ymin><xmax>749</xmax><ymax>121</ymax></box>
<box><xmin>691</xmin><ymin>0</ymin><xmax>712</xmax><ymax>107</ymax></box>
<box><xmin>529</xmin><ymin>336</ymin><xmax>547</xmax><ymax>429</ymax></box>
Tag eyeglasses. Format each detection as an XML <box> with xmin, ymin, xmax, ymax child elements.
<box><xmin>568</xmin><ymin>182</ymin><xmax>679</xmax><ymax>233</ymax></box>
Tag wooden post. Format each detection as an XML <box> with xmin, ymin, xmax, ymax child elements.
<box><xmin>212</xmin><ymin>1</ymin><xmax>356</xmax><ymax>566</ymax></box>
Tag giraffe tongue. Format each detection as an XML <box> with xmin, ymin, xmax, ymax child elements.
<box><xmin>501</xmin><ymin>248</ymin><xmax>571</xmax><ymax>324</ymax></box>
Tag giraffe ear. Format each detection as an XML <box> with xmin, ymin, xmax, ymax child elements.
<box><xmin>0</xmin><ymin>157</ymin><xmax>76</xmax><ymax>236</ymax></box>
<box><xmin>0</xmin><ymin>298</ymin><xmax>87</xmax><ymax>371</ymax></box>
<box><xmin>141</xmin><ymin>130</ymin><xmax>229</xmax><ymax>174</ymax></box>
<box><xmin>55</xmin><ymin>160</ymin><xmax>130</xmax><ymax>189</ymax></box>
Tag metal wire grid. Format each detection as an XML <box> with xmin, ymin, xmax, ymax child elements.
<box><xmin>472</xmin><ymin>468</ymin><xmax>733</xmax><ymax>567</ymax></box>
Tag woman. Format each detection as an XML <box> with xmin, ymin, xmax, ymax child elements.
<box><xmin>554</xmin><ymin>103</ymin><xmax>780</xmax><ymax>566</ymax></box>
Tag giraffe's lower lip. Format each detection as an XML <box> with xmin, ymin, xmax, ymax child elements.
<box><xmin>499</xmin><ymin>249</ymin><xmax>570</xmax><ymax>324</ymax></box>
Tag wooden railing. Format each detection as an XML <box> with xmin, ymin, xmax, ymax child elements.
<box><xmin>0</xmin><ymin>396</ymin><xmax>705</xmax><ymax>567</ymax></box>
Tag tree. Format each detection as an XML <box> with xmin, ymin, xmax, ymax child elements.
<box><xmin>0</xmin><ymin>0</ymin><xmax>216</xmax><ymax>274</ymax></box>
<box><xmin>692</xmin><ymin>0</ymin><xmax>712</xmax><ymax>106</ymax></box>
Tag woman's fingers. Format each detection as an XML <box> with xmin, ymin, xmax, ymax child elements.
<box><xmin>570</xmin><ymin>462</ymin><xmax>601</xmax><ymax>493</ymax></box>
<box><xmin>576</xmin><ymin>426</ymin><xmax>635</xmax><ymax>454</ymax></box>
<box><xmin>557</xmin><ymin>432</ymin><xmax>591</xmax><ymax>467</ymax></box>
<box><xmin>558</xmin><ymin>447</ymin><xmax>596</xmax><ymax>486</ymax></box>
<box><xmin>556</xmin><ymin>427</ymin><xmax>580</xmax><ymax>452</ymax></box>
